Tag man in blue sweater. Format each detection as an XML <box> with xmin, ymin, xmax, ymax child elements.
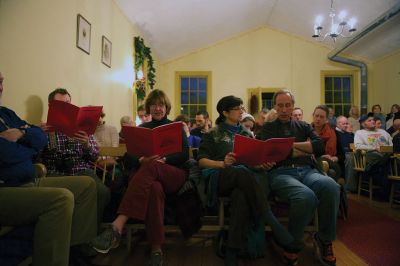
<box><xmin>0</xmin><ymin>71</ymin><xmax>98</xmax><ymax>266</ymax></box>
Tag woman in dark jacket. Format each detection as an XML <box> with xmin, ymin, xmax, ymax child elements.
<box><xmin>198</xmin><ymin>95</ymin><xmax>291</xmax><ymax>265</ymax></box>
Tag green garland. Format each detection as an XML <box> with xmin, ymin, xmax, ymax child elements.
<box><xmin>134</xmin><ymin>36</ymin><xmax>156</xmax><ymax>96</ymax></box>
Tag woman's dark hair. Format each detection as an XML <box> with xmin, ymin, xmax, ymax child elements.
<box><xmin>215</xmin><ymin>95</ymin><xmax>243</xmax><ymax>125</ymax></box>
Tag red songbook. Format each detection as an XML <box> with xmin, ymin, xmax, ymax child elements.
<box><xmin>122</xmin><ymin>122</ymin><xmax>183</xmax><ymax>157</ymax></box>
<box><xmin>233</xmin><ymin>134</ymin><xmax>295</xmax><ymax>166</ymax></box>
<box><xmin>47</xmin><ymin>100</ymin><xmax>103</xmax><ymax>137</ymax></box>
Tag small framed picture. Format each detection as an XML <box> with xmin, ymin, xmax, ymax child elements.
<box><xmin>101</xmin><ymin>36</ymin><xmax>112</xmax><ymax>68</ymax></box>
<box><xmin>76</xmin><ymin>14</ymin><xmax>91</xmax><ymax>54</ymax></box>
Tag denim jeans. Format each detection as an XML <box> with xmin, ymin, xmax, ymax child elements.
<box><xmin>344</xmin><ymin>152</ymin><xmax>357</xmax><ymax>192</ymax></box>
<box><xmin>268</xmin><ymin>166</ymin><xmax>340</xmax><ymax>251</ymax></box>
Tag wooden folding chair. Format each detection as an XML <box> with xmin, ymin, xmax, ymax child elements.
<box><xmin>94</xmin><ymin>144</ymin><xmax>127</xmax><ymax>183</ymax></box>
<box><xmin>353</xmin><ymin>149</ymin><xmax>379</xmax><ymax>200</ymax></box>
<box><xmin>388</xmin><ymin>154</ymin><xmax>400</xmax><ymax>208</ymax></box>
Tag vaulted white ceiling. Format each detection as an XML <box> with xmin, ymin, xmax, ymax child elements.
<box><xmin>114</xmin><ymin>0</ymin><xmax>400</xmax><ymax>62</ymax></box>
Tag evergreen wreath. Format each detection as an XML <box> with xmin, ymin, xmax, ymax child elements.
<box><xmin>134</xmin><ymin>36</ymin><xmax>156</xmax><ymax>101</ymax></box>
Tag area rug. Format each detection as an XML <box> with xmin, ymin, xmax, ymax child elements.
<box><xmin>337</xmin><ymin>199</ymin><xmax>400</xmax><ymax>266</ymax></box>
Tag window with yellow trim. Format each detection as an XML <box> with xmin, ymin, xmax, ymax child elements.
<box><xmin>324</xmin><ymin>75</ymin><xmax>353</xmax><ymax>116</ymax></box>
<box><xmin>178</xmin><ymin>75</ymin><xmax>209</xmax><ymax>121</ymax></box>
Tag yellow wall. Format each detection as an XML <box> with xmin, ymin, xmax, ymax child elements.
<box><xmin>158</xmin><ymin>27</ymin><xmax>357</xmax><ymax>123</ymax></box>
<box><xmin>370</xmin><ymin>50</ymin><xmax>400</xmax><ymax>113</ymax></box>
<box><xmin>0</xmin><ymin>0</ymin><xmax>155</xmax><ymax>128</ymax></box>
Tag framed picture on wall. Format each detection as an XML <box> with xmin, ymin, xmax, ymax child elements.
<box><xmin>76</xmin><ymin>14</ymin><xmax>91</xmax><ymax>54</ymax></box>
<box><xmin>101</xmin><ymin>36</ymin><xmax>112</xmax><ymax>68</ymax></box>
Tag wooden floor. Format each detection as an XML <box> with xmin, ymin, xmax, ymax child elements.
<box><xmin>92</xmin><ymin>194</ymin><xmax>399</xmax><ymax>266</ymax></box>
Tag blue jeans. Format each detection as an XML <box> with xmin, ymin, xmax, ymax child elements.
<box><xmin>268</xmin><ymin>166</ymin><xmax>340</xmax><ymax>251</ymax></box>
<box><xmin>344</xmin><ymin>152</ymin><xmax>357</xmax><ymax>192</ymax></box>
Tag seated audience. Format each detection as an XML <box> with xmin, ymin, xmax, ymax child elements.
<box><xmin>257</xmin><ymin>89</ymin><xmax>340</xmax><ymax>266</ymax></box>
<box><xmin>190</xmin><ymin>110</ymin><xmax>209</xmax><ymax>138</ymax></box>
<box><xmin>371</xmin><ymin>104</ymin><xmax>386</xmax><ymax>129</ymax></box>
<box><xmin>174</xmin><ymin>114</ymin><xmax>200</xmax><ymax>148</ymax></box>
<box><xmin>39</xmin><ymin>88</ymin><xmax>110</xmax><ymax>223</ymax></box>
<box><xmin>354</xmin><ymin>113</ymin><xmax>393</xmax><ymax>198</ymax></box>
<box><xmin>347</xmin><ymin>105</ymin><xmax>360</xmax><ymax>133</ymax></box>
<box><xmin>197</xmin><ymin>95</ymin><xmax>290</xmax><ymax>265</ymax></box>
<box><xmin>311</xmin><ymin>105</ymin><xmax>342</xmax><ymax>180</ymax></box>
<box><xmin>91</xmin><ymin>89</ymin><xmax>189</xmax><ymax>266</ymax></box>
<box><xmin>0</xmin><ymin>71</ymin><xmax>98</xmax><ymax>266</ymax></box>
<box><xmin>328</xmin><ymin>107</ymin><xmax>336</xmax><ymax>128</ymax></box>
<box><xmin>335</xmin><ymin>116</ymin><xmax>356</xmax><ymax>192</ymax></box>
<box><xmin>291</xmin><ymin>107</ymin><xmax>303</xmax><ymax>121</ymax></box>
<box><xmin>387</xmin><ymin>117</ymin><xmax>400</xmax><ymax>137</ymax></box>
<box><xmin>385</xmin><ymin>104</ymin><xmax>399</xmax><ymax>129</ymax></box>
<box><xmin>240</xmin><ymin>113</ymin><xmax>256</xmax><ymax>137</ymax></box>
<box><xmin>95</xmin><ymin>111</ymin><xmax>119</xmax><ymax>147</ymax></box>
<box><xmin>137</xmin><ymin>104</ymin><xmax>152</xmax><ymax>125</ymax></box>
<box><xmin>119</xmin><ymin>115</ymin><xmax>134</xmax><ymax>143</ymax></box>
<box><xmin>253</xmin><ymin>108</ymin><xmax>269</xmax><ymax>136</ymax></box>
<box><xmin>374</xmin><ymin>116</ymin><xmax>382</xmax><ymax>130</ymax></box>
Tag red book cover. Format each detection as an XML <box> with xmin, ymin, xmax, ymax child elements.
<box><xmin>233</xmin><ymin>134</ymin><xmax>295</xmax><ymax>166</ymax></box>
<box><xmin>47</xmin><ymin>100</ymin><xmax>103</xmax><ymax>137</ymax></box>
<box><xmin>122</xmin><ymin>122</ymin><xmax>183</xmax><ymax>157</ymax></box>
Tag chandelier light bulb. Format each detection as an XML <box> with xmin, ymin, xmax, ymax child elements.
<box><xmin>338</xmin><ymin>10</ymin><xmax>347</xmax><ymax>21</ymax></box>
<box><xmin>311</xmin><ymin>0</ymin><xmax>357</xmax><ymax>42</ymax></box>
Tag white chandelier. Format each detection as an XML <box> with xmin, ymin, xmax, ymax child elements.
<box><xmin>312</xmin><ymin>0</ymin><xmax>357</xmax><ymax>42</ymax></box>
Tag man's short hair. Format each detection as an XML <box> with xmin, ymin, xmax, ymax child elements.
<box><xmin>120</xmin><ymin>116</ymin><xmax>132</xmax><ymax>125</ymax></box>
<box><xmin>137</xmin><ymin>104</ymin><xmax>145</xmax><ymax>112</ymax></box>
<box><xmin>195</xmin><ymin>110</ymin><xmax>209</xmax><ymax>119</ymax></box>
<box><xmin>48</xmin><ymin>88</ymin><xmax>71</xmax><ymax>103</ymax></box>
<box><xmin>293</xmin><ymin>107</ymin><xmax>303</xmax><ymax>113</ymax></box>
<box><xmin>272</xmin><ymin>89</ymin><xmax>295</xmax><ymax>105</ymax></box>
<box><xmin>313</xmin><ymin>105</ymin><xmax>329</xmax><ymax>117</ymax></box>
<box><xmin>174</xmin><ymin>114</ymin><xmax>190</xmax><ymax>124</ymax></box>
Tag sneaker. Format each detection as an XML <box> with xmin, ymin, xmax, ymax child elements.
<box><xmin>312</xmin><ymin>233</ymin><xmax>336</xmax><ymax>266</ymax></box>
<box><xmin>271</xmin><ymin>238</ymin><xmax>299</xmax><ymax>266</ymax></box>
<box><xmin>148</xmin><ymin>251</ymin><xmax>163</xmax><ymax>266</ymax></box>
<box><xmin>90</xmin><ymin>225</ymin><xmax>121</xmax><ymax>254</ymax></box>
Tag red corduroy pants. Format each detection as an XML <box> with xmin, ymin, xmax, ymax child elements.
<box><xmin>118</xmin><ymin>160</ymin><xmax>186</xmax><ymax>245</ymax></box>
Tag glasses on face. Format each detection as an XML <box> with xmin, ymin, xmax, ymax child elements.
<box><xmin>230</xmin><ymin>106</ymin><xmax>245</xmax><ymax>111</ymax></box>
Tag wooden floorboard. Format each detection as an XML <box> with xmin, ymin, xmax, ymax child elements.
<box><xmin>92</xmin><ymin>193</ymin><xmax>399</xmax><ymax>265</ymax></box>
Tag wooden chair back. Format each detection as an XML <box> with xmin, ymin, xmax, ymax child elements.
<box><xmin>95</xmin><ymin>145</ymin><xmax>127</xmax><ymax>183</ymax></box>
<box><xmin>388</xmin><ymin>154</ymin><xmax>400</xmax><ymax>207</ymax></box>
<box><xmin>353</xmin><ymin>149</ymin><xmax>366</xmax><ymax>172</ymax></box>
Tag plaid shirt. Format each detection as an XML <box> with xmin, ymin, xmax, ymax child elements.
<box><xmin>40</xmin><ymin>131</ymin><xmax>99</xmax><ymax>175</ymax></box>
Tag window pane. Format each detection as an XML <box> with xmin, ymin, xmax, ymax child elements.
<box><xmin>189</xmin><ymin>106</ymin><xmax>197</xmax><ymax>117</ymax></box>
<box><xmin>325</xmin><ymin>91</ymin><xmax>333</xmax><ymax>104</ymax></box>
<box><xmin>334</xmin><ymin>91</ymin><xmax>342</xmax><ymax>103</ymax></box>
<box><xmin>190</xmin><ymin>92</ymin><xmax>198</xmax><ymax>104</ymax></box>
<box><xmin>190</xmin><ymin>78</ymin><xmax>198</xmax><ymax>90</ymax></box>
<box><xmin>343</xmin><ymin>105</ymin><xmax>351</xmax><ymax>116</ymax></box>
<box><xmin>181</xmin><ymin>77</ymin><xmax>189</xmax><ymax>91</ymax></box>
<box><xmin>181</xmin><ymin>91</ymin><xmax>188</xmax><ymax>104</ymax></box>
<box><xmin>199</xmin><ymin>91</ymin><xmax>207</xmax><ymax>104</ymax></box>
<box><xmin>343</xmin><ymin>90</ymin><xmax>351</xmax><ymax>103</ymax></box>
<box><xmin>198</xmin><ymin>105</ymin><xmax>206</xmax><ymax>112</ymax></box>
<box><xmin>334</xmin><ymin>105</ymin><xmax>342</xmax><ymax>116</ymax></box>
<box><xmin>199</xmin><ymin>78</ymin><xmax>207</xmax><ymax>91</ymax></box>
<box><xmin>325</xmin><ymin>77</ymin><xmax>333</xmax><ymax>91</ymax></box>
<box><xmin>181</xmin><ymin>105</ymin><xmax>188</xmax><ymax>116</ymax></box>
<box><xmin>343</xmin><ymin>77</ymin><xmax>350</xmax><ymax>91</ymax></box>
<box><xmin>334</xmin><ymin>77</ymin><xmax>341</xmax><ymax>91</ymax></box>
